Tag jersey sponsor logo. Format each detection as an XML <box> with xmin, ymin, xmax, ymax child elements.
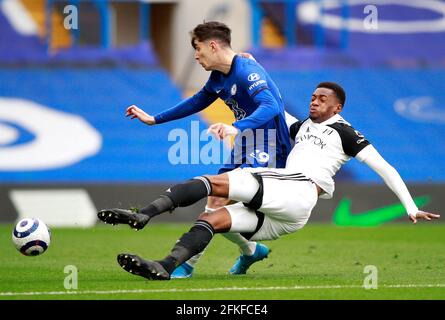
<box><xmin>247</xmin><ymin>73</ymin><xmax>261</xmax><ymax>82</ymax></box>
<box><xmin>295</xmin><ymin>133</ymin><xmax>327</xmax><ymax>149</ymax></box>
<box><xmin>224</xmin><ymin>98</ymin><xmax>246</xmax><ymax>120</ymax></box>
<box><xmin>248</xmin><ymin>80</ymin><xmax>267</xmax><ymax>91</ymax></box>
<box><xmin>0</xmin><ymin>98</ymin><xmax>102</xmax><ymax>171</ymax></box>
<box><xmin>231</xmin><ymin>84</ymin><xmax>237</xmax><ymax>96</ymax></box>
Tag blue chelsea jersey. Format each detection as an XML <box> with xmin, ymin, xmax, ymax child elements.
<box><xmin>154</xmin><ymin>55</ymin><xmax>291</xmax><ymax>172</ymax></box>
<box><xmin>204</xmin><ymin>55</ymin><xmax>282</xmax><ymax>126</ymax></box>
<box><xmin>204</xmin><ymin>56</ymin><xmax>291</xmax><ymax>171</ymax></box>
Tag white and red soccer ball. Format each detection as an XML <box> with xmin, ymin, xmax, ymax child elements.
<box><xmin>12</xmin><ymin>218</ymin><xmax>51</xmax><ymax>256</ymax></box>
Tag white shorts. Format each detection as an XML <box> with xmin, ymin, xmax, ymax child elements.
<box><xmin>225</xmin><ymin>168</ymin><xmax>318</xmax><ymax>241</ymax></box>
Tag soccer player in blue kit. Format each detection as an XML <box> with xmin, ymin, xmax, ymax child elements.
<box><xmin>99</xmin><ymin>21</ymin><xmax>292</xmax><ymax>278</ymax></box>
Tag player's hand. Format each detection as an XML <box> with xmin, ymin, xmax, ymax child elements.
<box><xmin>207</xmin><ymin>123</ymin><xmax>239</xmax><ymax>140</ymax></box>
<box><xmin>238</xmin><ymin>52</ymin><xmax>256</xmax><ymax>61</ymax></box>
<box><xmin>125</xmin><ymin>105</ymin><xmax>156</xmax><ymax>125</ymax></box>
<box><xmin>409</xmin><ymin>211</ymin><xmax>440</xmax><ymax>224</ymax></box>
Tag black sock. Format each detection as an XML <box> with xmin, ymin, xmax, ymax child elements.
<box><xmin>166</xmin><ymin>176</ymin><xmax>212</xmax><ymax>207</ymax></box>
<box><xmin>139</xmin><ymin>196</ymin><xmax>174</xmax><ymax>218</ymax></box>
<box><xmin>158</xmin><ymin>220</ymin><xmax>214</xmax><ymax>274</ymax></box>
<box><xmin>139</xmin><ymin>176</ymin><xmax>212</xmax><ymax>219</ymax></box>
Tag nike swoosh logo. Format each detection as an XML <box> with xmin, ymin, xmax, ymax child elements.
<box><xmin>333</xmin><ymin>195</ymin><xmax>431</xmax><ymax>226</ymax></box>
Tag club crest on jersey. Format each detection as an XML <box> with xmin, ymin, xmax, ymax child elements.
<box><xmin>248</xmin><ymin>73</ymin><xmax>260</xmax><ymax>82</ymax></box>
<box><xmin>225</xmin><ymin>98</ymin><xmax>246</xmax><ymax>120</ymax></box>
<box><xmin>231</xmin><ymin>84</ymin><xmax>237</xmax><ymax>95</ymax></box>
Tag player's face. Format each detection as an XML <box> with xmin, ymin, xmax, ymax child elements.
<box><xmin>193</xmin><ymin>40</ymin><xmax>215</xmax><ymax>71</ymax></box>
<box><xmin>309</xmin><ymin>88</ymin><xmax>342</xmax><ymax>123</ymax></box>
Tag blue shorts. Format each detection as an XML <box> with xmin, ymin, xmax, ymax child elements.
<box><xmin>217</xmin><ymin>149</ymin><xmax>287</xmax><ymax>174</ymax></box>
<box><xmin>218</xmin><ymin>161</ymin><xmax>265</xmax><ymax>174</ymax></box>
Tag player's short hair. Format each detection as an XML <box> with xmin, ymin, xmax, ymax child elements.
<box><xmin>317</xmin><ymin>82</ymin><xmax>346</xmax><ymax>107</ymax></box>
<box><xmin>190</xmin><ymin>21</ymin><xmax>232</xmax><ymax>49</ymax></box>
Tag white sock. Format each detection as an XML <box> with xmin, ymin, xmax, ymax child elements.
<box><xmin>222</xmin><ymin>233</ymin><xmax>257</xmax><ymax>256</ymax></box>
<box><xmin>184</xmin><ymin>250</ymin><xmax>204</xmax><ymax>267</ymax></box>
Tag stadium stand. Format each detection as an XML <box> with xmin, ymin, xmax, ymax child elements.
<box><xmin>254</xmin><ymin>1</ymin><xmax>445</xmax><ymax>68</ymax></box>
<box><xmin>0</xmin><ymin>0</ymin><xmax>220</xmax><ymax>182</ymax></box>
<box><xmin>0</xmin><ymin>1</ymin><xmax>47</xmax><ymax>64</ymax></box>
<box><xmin>0</xmin><ymin>0</ymin><xmax>156</xmax><ymax>66</ymax></box>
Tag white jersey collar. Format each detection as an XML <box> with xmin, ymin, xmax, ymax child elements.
<box><xmin>307</xmin><ymin>114</ymin><xmax>345</xmax><ymax>126</ymax></box>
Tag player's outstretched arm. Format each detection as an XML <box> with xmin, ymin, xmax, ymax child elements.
<box><xmin>358</xmin><ymin>145</ymin><xmax>440</xmax><ymax>224</ymax></box>
<box><xmin>409</xmin><ymin>210</ymin><xmax>440</xmax><ymax>224</ymax></box>
<box><xmin>125</xmin><ymin>105</ymin><xmax>156</xmax><ymax>125</ymax></box>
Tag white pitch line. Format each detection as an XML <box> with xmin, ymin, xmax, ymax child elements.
<box><xmin>1</xmin><ymin>283</ymin><xmax>444</xmax><ymax>297</ymax></box>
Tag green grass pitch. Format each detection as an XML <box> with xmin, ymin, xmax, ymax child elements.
<box><xmin>1</xmin><ymin>223</ymin><xmax>444</xmax><ymax>300</ymax></box>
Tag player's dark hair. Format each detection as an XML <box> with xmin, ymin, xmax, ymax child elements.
<box><xmin>190</xmin><ymin>21</ymin><xmax>231</xmax><ymax>49</ymax></box>
<box><xmin>317</xmin><ymin>82</ymin><xmax>346</xmax><ymax>107</ymax></box>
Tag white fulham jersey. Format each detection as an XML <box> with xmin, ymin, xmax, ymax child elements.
<box><xmin>286</xmin><ymin>114</ymin><xmax>370</xmax><ymax>199</ymax></box>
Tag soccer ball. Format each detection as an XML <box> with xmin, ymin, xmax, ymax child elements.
<box><xmin>12</xmin><ymin>218</ymin><xmax>51</xmax><ymax>256</ymax></box>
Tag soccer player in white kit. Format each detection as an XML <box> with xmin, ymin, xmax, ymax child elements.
<box><xmin>99</xmin><ymin>82</ymin><xmax>440</xmax><ymax>280</ymax></box>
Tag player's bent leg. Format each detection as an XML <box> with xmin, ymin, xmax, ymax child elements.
<box><xmin>207</xmin><ymin>196</ymin><xmax>232</xmax><ymax>209</ymax></box>
<box><xmin>222</xmin><ymin>170</ymin><xmax>271</xmax><ymax>274</ymax></box>
<box><xmin>224</xmin><ymin>202</ymin><xmax>270</xmax><ymax>275</ymax></box>
<box><xmin>228</xmin><ymin>173</ymin><xmax>319</xmax><ymax>274</ymax></box>
<box><xmin>209</xmin><ymin>193</ymin><xmax>261</xmax><ymax>268</ymax></box>
<box><xmin>227</xmin><ymin>169</ymin><xmax>318</xmax><ymax>275</ymax></box>
<box><xmin>210</xmin><ymin>199</ymin><xmax>259</xmax><ymax>258</ymax></box>
<box><xmin>171</xmin><ymin>197</ymin><xmax>232</xmax><ymax>279</ymax></box>
<box><xmin>206</xmin><ymin>174</ymin><xmax>230</xmax><ymax>198</ymax></box>
<box><xmin>97</xmin><ymin>175</ymin><xmax>221</xmax><ymax>230</ymax></box>
<box><xmin>118</xmin><ymin>209</ymin><xmax>231</xmax><ymax>281</ymax></box>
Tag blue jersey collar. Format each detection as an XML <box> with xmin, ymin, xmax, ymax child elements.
<box><xmin>223</xmin><ymin>54</ymin><xmax>238</xmax><ymax>77</ymax></box>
